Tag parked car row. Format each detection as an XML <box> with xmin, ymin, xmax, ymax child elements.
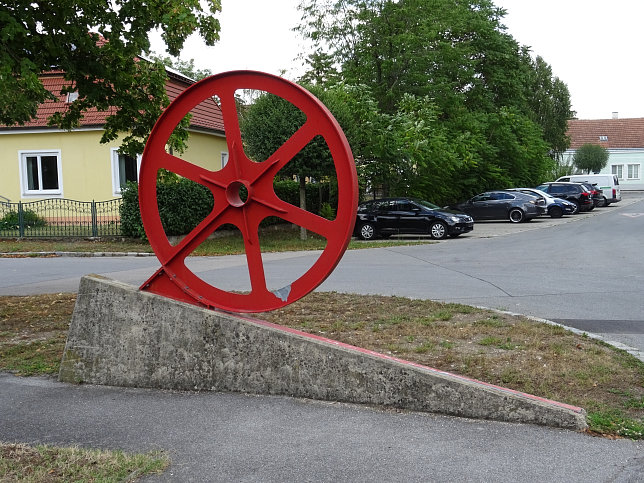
<box><xmin>354</xmin><ymin>177</ymin><xmax>619</xmax><ymax>240</ymax></box>
<box><xmin>554</xmin><ymin>174</ymin><xmax>621</xmax><ymax>206</ymax></box>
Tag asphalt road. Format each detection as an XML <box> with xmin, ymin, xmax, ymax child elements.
<box><xmin>2</xmin><ymin>372</ymin><xmax>643</xmax><ymax>483</ymax></box>
<box><xmin>3</xmin><ymin>192</ymin><xmax>643</xmax><ymax>357</ymax></box>
<box><xmin>1</xmin><ymin>193</ymin><xmax>644</xmax><ymax>481</ymax></box>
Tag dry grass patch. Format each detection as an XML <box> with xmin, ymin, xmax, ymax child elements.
<box><xmin>0</xmin><ymin>231</ymin><xmax>430</xmax><ymax>257</ymax></box>
<box><xmin>0</xmin><ymin>442</ymin><xmax>168</xmax><ymax>482</ymax></box>
<box><xmin>0</xmin><ymin>293</ymin><xmax>75</xmax><ymax>375</ymax></box>
<box><xmin>0</xmin><ymin>239</ymin><xmax>152</xmax><ymax>254</ymax></box>
<box><xmin>1</xmin><ymin>291</ymin><xmax>643</xmax><ymax>438</ymax></box>
<box><xmin>258</xmin><ymin>292</ymin><xmax>644</xmax><ymax>437</ymax></box>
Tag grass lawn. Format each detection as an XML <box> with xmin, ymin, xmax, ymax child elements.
<box><xmin>0</xmin><ymin>226</ymin><xmax>433</xmax><ymax>256</ymax></box>
<box><xmin>0</xmin><ymin>442</ymin><xmax>168</xmax><ymax>482</ymax></box>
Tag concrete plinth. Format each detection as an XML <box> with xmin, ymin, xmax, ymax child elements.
<box><xmin>59</xmin><ymin>274</ymin><xmax>587</xmax><ymax>430</ymax></box>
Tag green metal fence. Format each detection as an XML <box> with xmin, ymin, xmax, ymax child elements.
<box><xmin>0</xmin><ymin>198</ymin><xmax>122</xmax><ymax>238</ymax></box>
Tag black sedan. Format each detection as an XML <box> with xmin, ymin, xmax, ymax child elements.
<box><xmin>449</xmin><ymin>190</ymin><xmax>546</xmax><ymax>223</ymax></box>
<box><xmin>354</xmin><ymin>198</ymin><xmax>474</xmax><ymax>240</ymax></box>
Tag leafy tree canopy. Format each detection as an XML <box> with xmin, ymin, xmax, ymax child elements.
<box><xmin>573</xmin><ymin>144</ymin><xmax>609</xmax><ymax>174</ymax></box>
<box><xmin>295</xmin><ymin>0</ymin><xmax>572</xmax><ymax>202</ymax></box>
<box><xmin>0</xmin><ymin>0</ymin><xmax>221</xmax><ymax>155</ymax></box>
<box><xmin>150</xmin><ymin>55</ymin><xmax>214</xmax><ymax>81</ymax></box>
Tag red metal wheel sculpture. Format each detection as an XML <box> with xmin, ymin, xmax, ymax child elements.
<box><xmin>139</xmin><ymin>71</ymin><xmax>358</xmax><ymax>313</ymax></box>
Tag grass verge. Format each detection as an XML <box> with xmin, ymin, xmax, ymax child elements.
<box><xmin>1</xmin><ymin>292</ymin><xmax>643</xmax><ymax>440</ymax></box>
<box><xmin>0</xmin><ymin>442</ymin><xmax>169</xmax><ymax>482</ymax></box>
<box><xmin>0</xmin><ymin>226</ymin><xmax>432</xmax><ymax>256</ymax></box>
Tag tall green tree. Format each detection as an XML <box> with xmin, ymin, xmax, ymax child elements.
<box><xmin>299</xmin><ymin>0</ymin><xmax>571</xmax><ymax>198</ymax></box>
<box><xmin>573</xmin><ymin>144</ymin><xmax>609</xmax><ymax>174</ymax></box>
<box><xmin>520</xmin><ymin>52</ymin><xmax>573</xmax><ymax>159</ymax></box>
<box><xmin>296</xmin><ymin>0</ymin><xmax>572</xmax><ymax>201</ymax></box>
<box><xmin>0</xmin><ymin>0</ymin><xmax>221</xmax><ymax>155</ymax></box>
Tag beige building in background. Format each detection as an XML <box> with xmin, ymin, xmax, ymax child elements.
<box><xmin>0</xmin><ymin>69</ymin><xmax>227</xmax><ymax>203</ymax></box>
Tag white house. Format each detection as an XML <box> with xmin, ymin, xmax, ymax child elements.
<box><xmin>563</xmin><ymin>116</ymin><xmax>644</xmax><ymax>191</ymax></box>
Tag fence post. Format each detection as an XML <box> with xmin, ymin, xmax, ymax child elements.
<box><xmin>91</xmin><ymin>200</ymin><xmax>98</xmax><ymax>237</ymax></box>
<box><xmin>18</xmin><ymin>202</ymin><xmax>24</xmax><ymax>238</ymax></box>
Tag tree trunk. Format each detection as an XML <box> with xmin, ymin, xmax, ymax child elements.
<box><xmin>298</xmin><ymin>176</ymin><xmax>307</xmax><ymax>240</ymax></box>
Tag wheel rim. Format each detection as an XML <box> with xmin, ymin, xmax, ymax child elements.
<box><xmin>431</xmin><ymin>223</ymin><xmax>446</xmax><ymax>239</ymax></box>
<box><xmin>138</xmin><ymin>71</ymin><xmax>359</xmax><ymax>312</ymax></box>
<box><xmin>509</xmin><ymin>210</ymin><xmax>523</xmax><ymax>223</ymax></box>
<box><xmin>361</xmin><ymin>224</ymin><xmax>374</xmax><ymax>239</ymax></box>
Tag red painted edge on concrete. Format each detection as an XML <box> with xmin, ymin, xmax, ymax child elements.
<box><xmin>236</xmin><ymin>313</ymin><xmax>585</xmax><ymax>414</ymax></box>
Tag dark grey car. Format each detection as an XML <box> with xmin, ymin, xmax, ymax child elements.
<box><xmin>450</xmin><ymin>190</ymin><xmax>546</xmax><ymax>223</ymax></box>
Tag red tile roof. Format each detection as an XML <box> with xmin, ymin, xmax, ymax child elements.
<box><xmin>1</xmin><ymin>71</ymin><xmax>224</xmax><ymax>134</ymax></box>
<box><xmin>567</xmin><ymin>118</ymin><xmax>644</xmax><ymax>149</ymax></box>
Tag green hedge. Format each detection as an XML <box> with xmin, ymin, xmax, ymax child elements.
<box><xmin>0</xmin><ymin>209</ymin><xmax>47</xmax><ymax>230</ymax></box>
<box><xmin>121</xmin><ymin>178</ymin><xmax>336</xmax><ymax>239</ymax></box>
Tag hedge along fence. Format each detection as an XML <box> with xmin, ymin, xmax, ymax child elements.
<box><xmin>0</xmin><ymin>198</ymin><xmax>122</xmax><ymax>238</ymax></box>
<box><xmin>120</xmin><ymin>178</ymin><xmax>337</xmax><ymax>240</ymax></box>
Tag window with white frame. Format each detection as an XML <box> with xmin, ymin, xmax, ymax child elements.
<box><xmin>221</xmin><ymin>152</ymin><xmax>229</xmax><ymax>168</ymax></box>
<box><xmin>627</xmin><ymin>164</ymin><xmax>640</xmax><ymax>180</ymax></box>
<box><xmin>19</xmin><ymin>150</ymin><xmax>63</xmax><ymax>196</ymax></box>
<box><xmin>111</xmin><ymin>148</ymin><xmax>141</xmax><ymax>195</ymax></box>
<box><xmin>612</xmin><ymin>164</ymin><xmax>624</xmax><ymax>180</ymax></box>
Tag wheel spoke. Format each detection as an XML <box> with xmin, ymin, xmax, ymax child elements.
<box><xmin>218</xmin><ymin>86</ymin><xmax>245</xmax><ymax>164</ymax></box>
<box><xmin>162</xmin><ymin>203</ymin><xmax>230</xmax><ymax>266</ymax></box>
<box><xmin>158</xmin><ymin>152</ymin><xmax>217</xmax><ymax>186</ymax></box>
<box><xmin>240</xmin><ymin>209</ymin><xmax>268</xmax><ymax>295</ymax></box>
<box><xmin>265</xmin><ymin>198</ymin><xmax>334</xmax><ymax>237</ymax></box>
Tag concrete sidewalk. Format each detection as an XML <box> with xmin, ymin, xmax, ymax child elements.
<box><xmin>1</xmin><ymin>373</ymin><xmax>643</xmax><ymax>482</ymax></box>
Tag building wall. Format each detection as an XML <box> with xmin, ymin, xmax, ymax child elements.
<box><xmin>0</xmin><ymin>128</ymin><xmax>228</xmax><ymax>202</ymax></box>
<box><xmin>562</xmin><ymin>149</ymin><xmax>644</xmax><ymax>190</ymax></box>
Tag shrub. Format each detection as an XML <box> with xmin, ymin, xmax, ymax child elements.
<box><xmin>0</xmin><ymin>209</ymin><xmax>47</xmax><ymax>230</ymax></box>
<box><xmin>156</xmin><ymin>178</ymin><xmax>213</xmax><ymax>236</ymax></box>
<box><xmin>120</xmin><ymin>178</ymin><xmax>337</xmax><ymax>239</ymax></box>
<box><xmin>120</xmin><ymin>182</ymin><xmax>146</xmax><ymax>239</ymax></box>
<box><xmin>120</xmin><ymin>179</ymin><xmax>214</xmax><ymax>239</ymax></box>
<box><xmin>319</xmin><ymin>202</ymin><xmax>336</xmax><ymax>220</ymax></box>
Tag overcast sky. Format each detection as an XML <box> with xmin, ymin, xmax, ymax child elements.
<box><xmin>150</xmin><ymin>0</ymin><xmax>644</xmax><ymax>120</ymax></box>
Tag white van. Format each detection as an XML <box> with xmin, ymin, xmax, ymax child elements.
<box><xmin>555</xmin><ymin>174</ymin><xmax>621</xmax><ymax>206</ymax></box>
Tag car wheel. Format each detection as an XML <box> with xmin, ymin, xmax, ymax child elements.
<box><xmin>359</xmin><ymin>222</ymin><xmax>377</xmax><ymax>240</ymax></box>
<box><xmin>570</xmin><ymin>201</ymin><xmax>580</xmax><ymax>214</ymax></box>
<box><xmin>508</xmin><ymin>208</ymin><xmax>525</xmax><ymax>223</ymax></box>
<box><xmin>429</xmin><ymin>221</ymin><xmax>448</xmax><ymax>239</ymax></box>
<box><xmin>549</xmin><ymin>206</ymin><xmax>563</xmax><ymax>218</ymax></box>
<box><xmin>597</xmin><ymin>197</ymin><xmax>607</xmax><ymax>207</ymax></box>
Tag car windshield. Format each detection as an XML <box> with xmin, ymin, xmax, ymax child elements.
<box><xmin>524</xmin><ymin>188</ymin><xmax>552</xmax><ymax>199</ymax></box>
<box><xmin>415</xmin><ymin>199</ymin><xmax>440</xmax><ymax>210</ymax></box>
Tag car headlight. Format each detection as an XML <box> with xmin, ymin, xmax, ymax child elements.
<box><xmin>449</xmin><ymin>216</ymin><xmax>460</xmax><ymax>223</ymax></box>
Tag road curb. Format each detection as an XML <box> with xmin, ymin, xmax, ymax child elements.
<box><xmin>0</xmin><ymin>251</ymin><xmax>155</xmax><ymax>258</ymax></box>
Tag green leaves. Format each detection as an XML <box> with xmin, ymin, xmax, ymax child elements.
<box><xmin>573</xmin><ymin>144</ymin><xmax>610</xmax><ymax>174</ymax></box>
<box><xmin>0</xmin><ymin>0</ymin><xmax>222</xmax><ymax>155</ymax></box>
<box><xmin>296</xmin><ymin>0</ymin><xmax>572</xmax><ymax>203</ymax></box>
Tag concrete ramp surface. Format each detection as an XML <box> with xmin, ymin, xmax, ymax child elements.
<box><xmin>59</xmin><ymin>274</ymin><xmax>586</xmax><ymax>430</ymax></box>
